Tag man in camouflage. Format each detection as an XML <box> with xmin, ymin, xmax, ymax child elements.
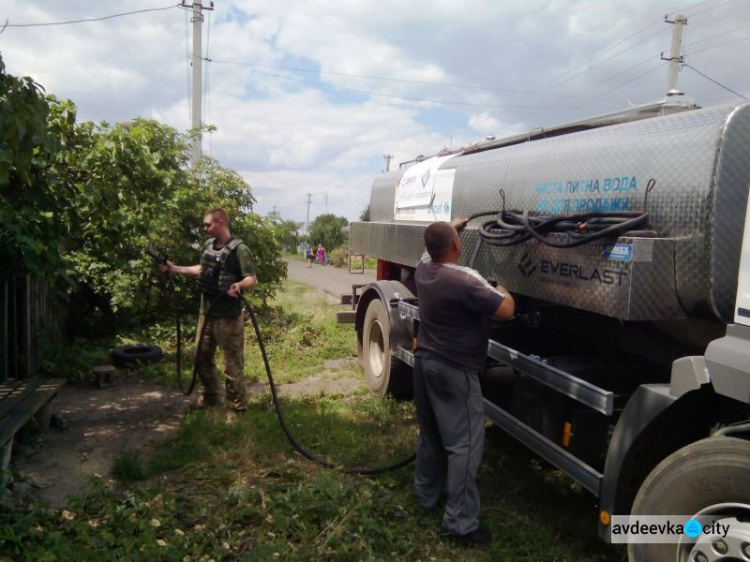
<box><xmin>161</xmin><ymin>208</ymin><xmax>257</xmax><ymax>410</ymax></box>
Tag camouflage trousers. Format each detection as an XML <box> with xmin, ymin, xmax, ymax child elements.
<box><xmin>195</xmin><ymin>314</ymin><xmax>247</xmax><ymax>405</ymax></box>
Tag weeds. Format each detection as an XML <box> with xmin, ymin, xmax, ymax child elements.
<box><xmin>112</xmin><ymin>451</ymin><xmax>147</xmax><ymax>482</ymax></box>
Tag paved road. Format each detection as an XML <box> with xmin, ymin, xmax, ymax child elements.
<box><xmin>284</xmin><ymin>258</ymin><xmax>375</xmax><ymax>297</ymax></box>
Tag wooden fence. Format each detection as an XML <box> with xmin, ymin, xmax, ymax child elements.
<box><xmin>0</xmin><ymin>276</ymin><xmax>62</xmax><ymax>382</ymax></box>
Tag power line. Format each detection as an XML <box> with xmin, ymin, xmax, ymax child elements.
<box><xmin>682</xmin><ymin>63</ymin><xmax>748</xmax><ymax>100</ymax></box>
<box><xmin>685</xmin><ymin>22</ymin><xmax>750</xmax><ymax>49</ymax></box>
<box><xmin>543</xmin><ymin>18</ymin><xmax>664</xmax><ymax>89</ymax></box>
<box><xmin>456</xmin><ymin>0</ymin><xmax>741</xmax><ymax>138</ymax></box>
<box><xmin>209</xmin><ymin>59</ymin><xmax>621</xmax><ymax>102</ymax></box>
<box><xmin>4</xmin><ymin>4</ymin><xmax>179</xmax><ymax>27</ymax></box>
<box><xmin>225</xmin><ymin>64</ymin><xmax>617</xmax><ymax>111</ymax></box>
<box><xmin>681</xmin><ymin>0</ymin><xmax>740</xmax><ymax>18</ymax></box>
<box><xmin>432</xmin><ymin>12</ymin><xmax>674</xmax><ymax>148</ymax></box>
<box><xmin>686</xmin><ymin>32</ymin><xmax>750</xmax><ymax>55</ymax></box>
<box><xmin>596</xmin><ymin>61</ymin><xmax>668</xmax><ymax>98</ymax></box>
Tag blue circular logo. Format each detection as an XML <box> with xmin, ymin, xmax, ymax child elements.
<box><xmin>684</xmin><ymin>519</ymin><xmax>702</xmax><ymax>538</ymax></box>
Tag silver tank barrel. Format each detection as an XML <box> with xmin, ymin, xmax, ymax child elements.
<box><xmin>356</xmin><ymin>102</ymin><xmax>750</xmax><ymax>323</ymax></box>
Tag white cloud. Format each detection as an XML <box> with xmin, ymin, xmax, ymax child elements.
<box><xmin>1</xmin><ymin>0</ymin><xmax>749</xmax><ymax>224</ymax></box>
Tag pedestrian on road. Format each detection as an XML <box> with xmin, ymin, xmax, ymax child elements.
<box><xmin>316</xmin><ymin>243</ymin><xmax>327</xmax><ymax>266</ymax></box>
<box><xmin>159</xmin><ymin>207</ymin><xmax>257</xmax><ymax>411</ymax></box>
<box><xmin>413</xmin><ymin>219</ymin><xmax>515</xmax><ymax>546</ymax></box>
<box><xmin>305</xmin><ymin>242</ymin><xmax>313</xmax><ymax>268</ymax></box>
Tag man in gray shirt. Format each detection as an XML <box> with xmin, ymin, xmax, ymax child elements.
<box><xmin>414</xmin><ymin>219</ymin><xmax>515</xmax><ymax>546</ymax></box>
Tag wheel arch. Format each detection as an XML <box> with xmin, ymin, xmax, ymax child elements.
<box><xmin>599</xmin><ymin>384</ymin><xmax>750</xmax><ymax>541</ymax></box>
<box><xmin>355</xmin><ymin>280</ymin><xmax>416</xmax><ymax>355</ymax></box>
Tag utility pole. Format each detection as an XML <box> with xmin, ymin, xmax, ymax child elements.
<box><xmin>383</xmin><ymin>153</ymin><xmax>393</xmax><ymax>173</ymax></box>
<box><xmin>305</xmin><ymin>193</ymin><xmax>313</xmax><ymax>235</ymax></box>
<box><xmin>182</xmin><ymin>1</ymin><xmax>214</xmax><ymax>167</ymax></box>
<box><xmin>662</xmin><ymin>14</ymin><xmax>687</xmax><ymax>96</ymax></box>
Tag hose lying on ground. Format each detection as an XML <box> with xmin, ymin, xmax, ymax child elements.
<box><xmin>240</xmin><ymin>294</ymin><xmax>416</xmax><ymax>475</ymax></box>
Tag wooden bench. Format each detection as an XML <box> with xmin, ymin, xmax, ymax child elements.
<box><xmin>0</xmin><ymin>378</ymin><xmax>65</xmax><ymax>472</ymax></box>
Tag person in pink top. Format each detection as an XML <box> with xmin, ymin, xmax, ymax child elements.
<box><xmin>315</xmin><ymin>243</ymin><xmax>327</xmax><ymax>266</ymax></box>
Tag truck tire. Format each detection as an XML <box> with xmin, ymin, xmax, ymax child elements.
<box><xmin>111</xmin><ymin>344</ymin><xmax>163</xmax><ymax>367</ymax></box>
<box><xmin>628</xmin><ymin>437</ymin><xmax>750</xmax><ymax>562</ymax></box>
<box><xmin>362</xmin><ymin>298</ymin><xmax>411</xmax><ymax>399</ymax></box>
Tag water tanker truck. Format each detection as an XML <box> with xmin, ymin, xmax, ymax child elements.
<box><xmin>339</xmin><ymin>98</ymin><xmax>750</xmax><ymax>561</ymax></box>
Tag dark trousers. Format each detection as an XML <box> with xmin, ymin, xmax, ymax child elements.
<box><xmin>413</xmin><ymin>355</ymin><xmax>485</xmax><ymax>535</ymax></box>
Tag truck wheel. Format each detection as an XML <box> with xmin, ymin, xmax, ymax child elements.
<box><xmin>362</xmin><ymin>298</ymin><xmax>411</xmax><ymax>398</ymax></box>
<box><xmin>628</xmin><ymin>437</ymin><xmax>750</xmax><ymax>562</ymax></box>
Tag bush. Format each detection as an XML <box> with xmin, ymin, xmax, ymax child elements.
<box><xmin>327</xmin><ymin>247</ymin><xmax>375</xmax><ymax>270</ymax></box>
<box><xmin>328</xmin><ymin>246</ymin><xmax>349</xmax><ymax>268</ymax></box>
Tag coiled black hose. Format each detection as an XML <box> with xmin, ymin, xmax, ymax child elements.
<box><xmin>469</xmin><ymin>179</ymin><xmax>656</xmax><ymax>249</ymax></box>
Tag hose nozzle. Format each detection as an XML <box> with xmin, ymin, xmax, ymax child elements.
<box><xmin>145</xmin><ymin>248</ymin><xmax>167</xmax><ymax>265</ymax></box>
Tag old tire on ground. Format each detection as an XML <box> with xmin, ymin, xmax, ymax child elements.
<box><xmin>111</xmin><ymin>344</ymin><xmax>163</xmax><ymax>367</ymax></box>
<box><xmin>628</xmin><ymin>436</ymin><xmax>750</xmax><ymax>562</ymax></box>
<box><xmin>362</xmin><ymin>298</ymin><xmax>411</xmax><ymax>399</ymax></box>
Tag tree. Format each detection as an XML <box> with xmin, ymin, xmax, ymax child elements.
<box><xmin>0</xmin><ymin>55</ymin><xmax>71</xmax><ymax>280</ymax></box>
<box><xmin>275</xmin><ymin>219</ymin><xmax>303</xmax><ymax>253</ymax></box>
<box><xmin>1</xmin><ymin>53</ymin><xmax>289</xmax><ymax>334</ymax></box>
<box><xmin>359</xmin><ymin>205</ymin><xmax>370</xmax><ymax>222</ymax></box>
<box><xmin>61</xmin><ymin>122</ymin><xmax>286</xmax><ymax>327</ymax></box>
<box><xmin>308</xmin><ymin>214</ymin><xmax>349</xmax><ymax>251</ymax></box>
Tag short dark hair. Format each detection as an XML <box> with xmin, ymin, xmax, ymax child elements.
<box><xmin>424</xmin><ymin>222</ymin><xmax>456</xmax><ymax>260</ymax></box>
<box><xmin>206</xmin><ymin>207</ymin><xmax>229</xmax><ymax>226</ymax></box>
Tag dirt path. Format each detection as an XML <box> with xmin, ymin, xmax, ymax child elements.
<box><xmin>11</xmin><ymin>365</ymin><xmax>365</xmax><ymax>508</ymax></box>
<box><xmin>284</xmin><ymin>257</ymin><xmax>375</xmax><ymax>297</ymax></box>
<box><xmin>10</xmin><ymin>377</ymin><xmax>193</xmax><ymax>507</ymax></box>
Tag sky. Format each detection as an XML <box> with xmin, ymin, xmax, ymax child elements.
<box><xmin>1</xmin><ymin>0</ymin><xmax>749</xmax><ymax>226</ymax></box>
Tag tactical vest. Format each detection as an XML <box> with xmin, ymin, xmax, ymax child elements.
<box><xmin>198</xmin><ymin>237</ymin><xmax>244</xmax><ymax>294</ymax></box>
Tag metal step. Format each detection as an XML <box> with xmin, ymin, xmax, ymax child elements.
<box><xmin>397</xmin><ymin>300</ymin><xmax>614</xmax><ymax>415</ymax></box>
<box><xmin>484</xmin><ymin>400</ymin><xmax>603</xmax><ymax>496</ymax></box>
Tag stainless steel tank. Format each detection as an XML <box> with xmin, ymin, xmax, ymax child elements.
<box><xmin>353</xmin><ymin>102</ymin><xmax>750</xmax><ymax>323</ymax></box>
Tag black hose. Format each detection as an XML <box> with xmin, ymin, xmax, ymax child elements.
<box><xmin>470</xmin><ymin>208</ymin><xmax>653</xmax><ymax>248</ymax></box>
<box><xmin>240</xmin><ymin>295</ymin><xmax>416</xmax><ymax>475</ymax></box>
<box><xmin>146</xmin><ymin>248</ymin><xmax>196</xmax><ymax>395</ymax></box>
<box><xmin>469</xmin><ymin>179</ymin><xmax>657</xmax><ymax>248</ymax></box>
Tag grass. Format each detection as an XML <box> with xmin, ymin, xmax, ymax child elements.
<box><xmin>1</xmin><ymin>279</ymin><xmax>626</xmax><ymax>561</ymax></box>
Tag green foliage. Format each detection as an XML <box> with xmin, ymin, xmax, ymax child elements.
<box><xmin>308</xmin><ymin>213</ymin><xmax>349</xmax><ymax>252</ymax></box>
<box><xmin>327</xmin><ymin>246</ymin><xmax>349</xmax><ymax>268</ymax></box>
<box><xmin>41</xmin><ymin>338</ymin><xmax>111</xmax><ymax>382</ymax></box>
<box><xmin>0</xmin><ymin>55</ymin><xmax>286</xmax><ymax>335</ymax></box>
<box><xmin>0</xmin><ymin>55</ymin><xmax>73</xmax><ymax>280</ymax></box>
<box><xmin>112</xmin><ymin>451</ymin><xmax>148</xmax><ymax>482</ymax></box>
<box><xmin>326</xmin><ymin>247</ymin><xmax>375</xmax><ymax>270</ymax></box>
<box><xmin>359</xmin><ymin>204</ymin><xmax>370</xmax><ymax>222</ymax></box>
<box><xmin>275</xmin><ymin>218</ymin><xmax>303</xmax><ymax>253</ymax></box>
<box><xmin>241</xmin><ymin>282</ymin><xmax>357</xmax><ymax>383</ymax></box>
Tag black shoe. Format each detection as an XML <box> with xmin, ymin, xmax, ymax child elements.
<box><xmin>441</xmin><ymin>526</ymin><xmax>492</xmax><ymax>547</ymax></box>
